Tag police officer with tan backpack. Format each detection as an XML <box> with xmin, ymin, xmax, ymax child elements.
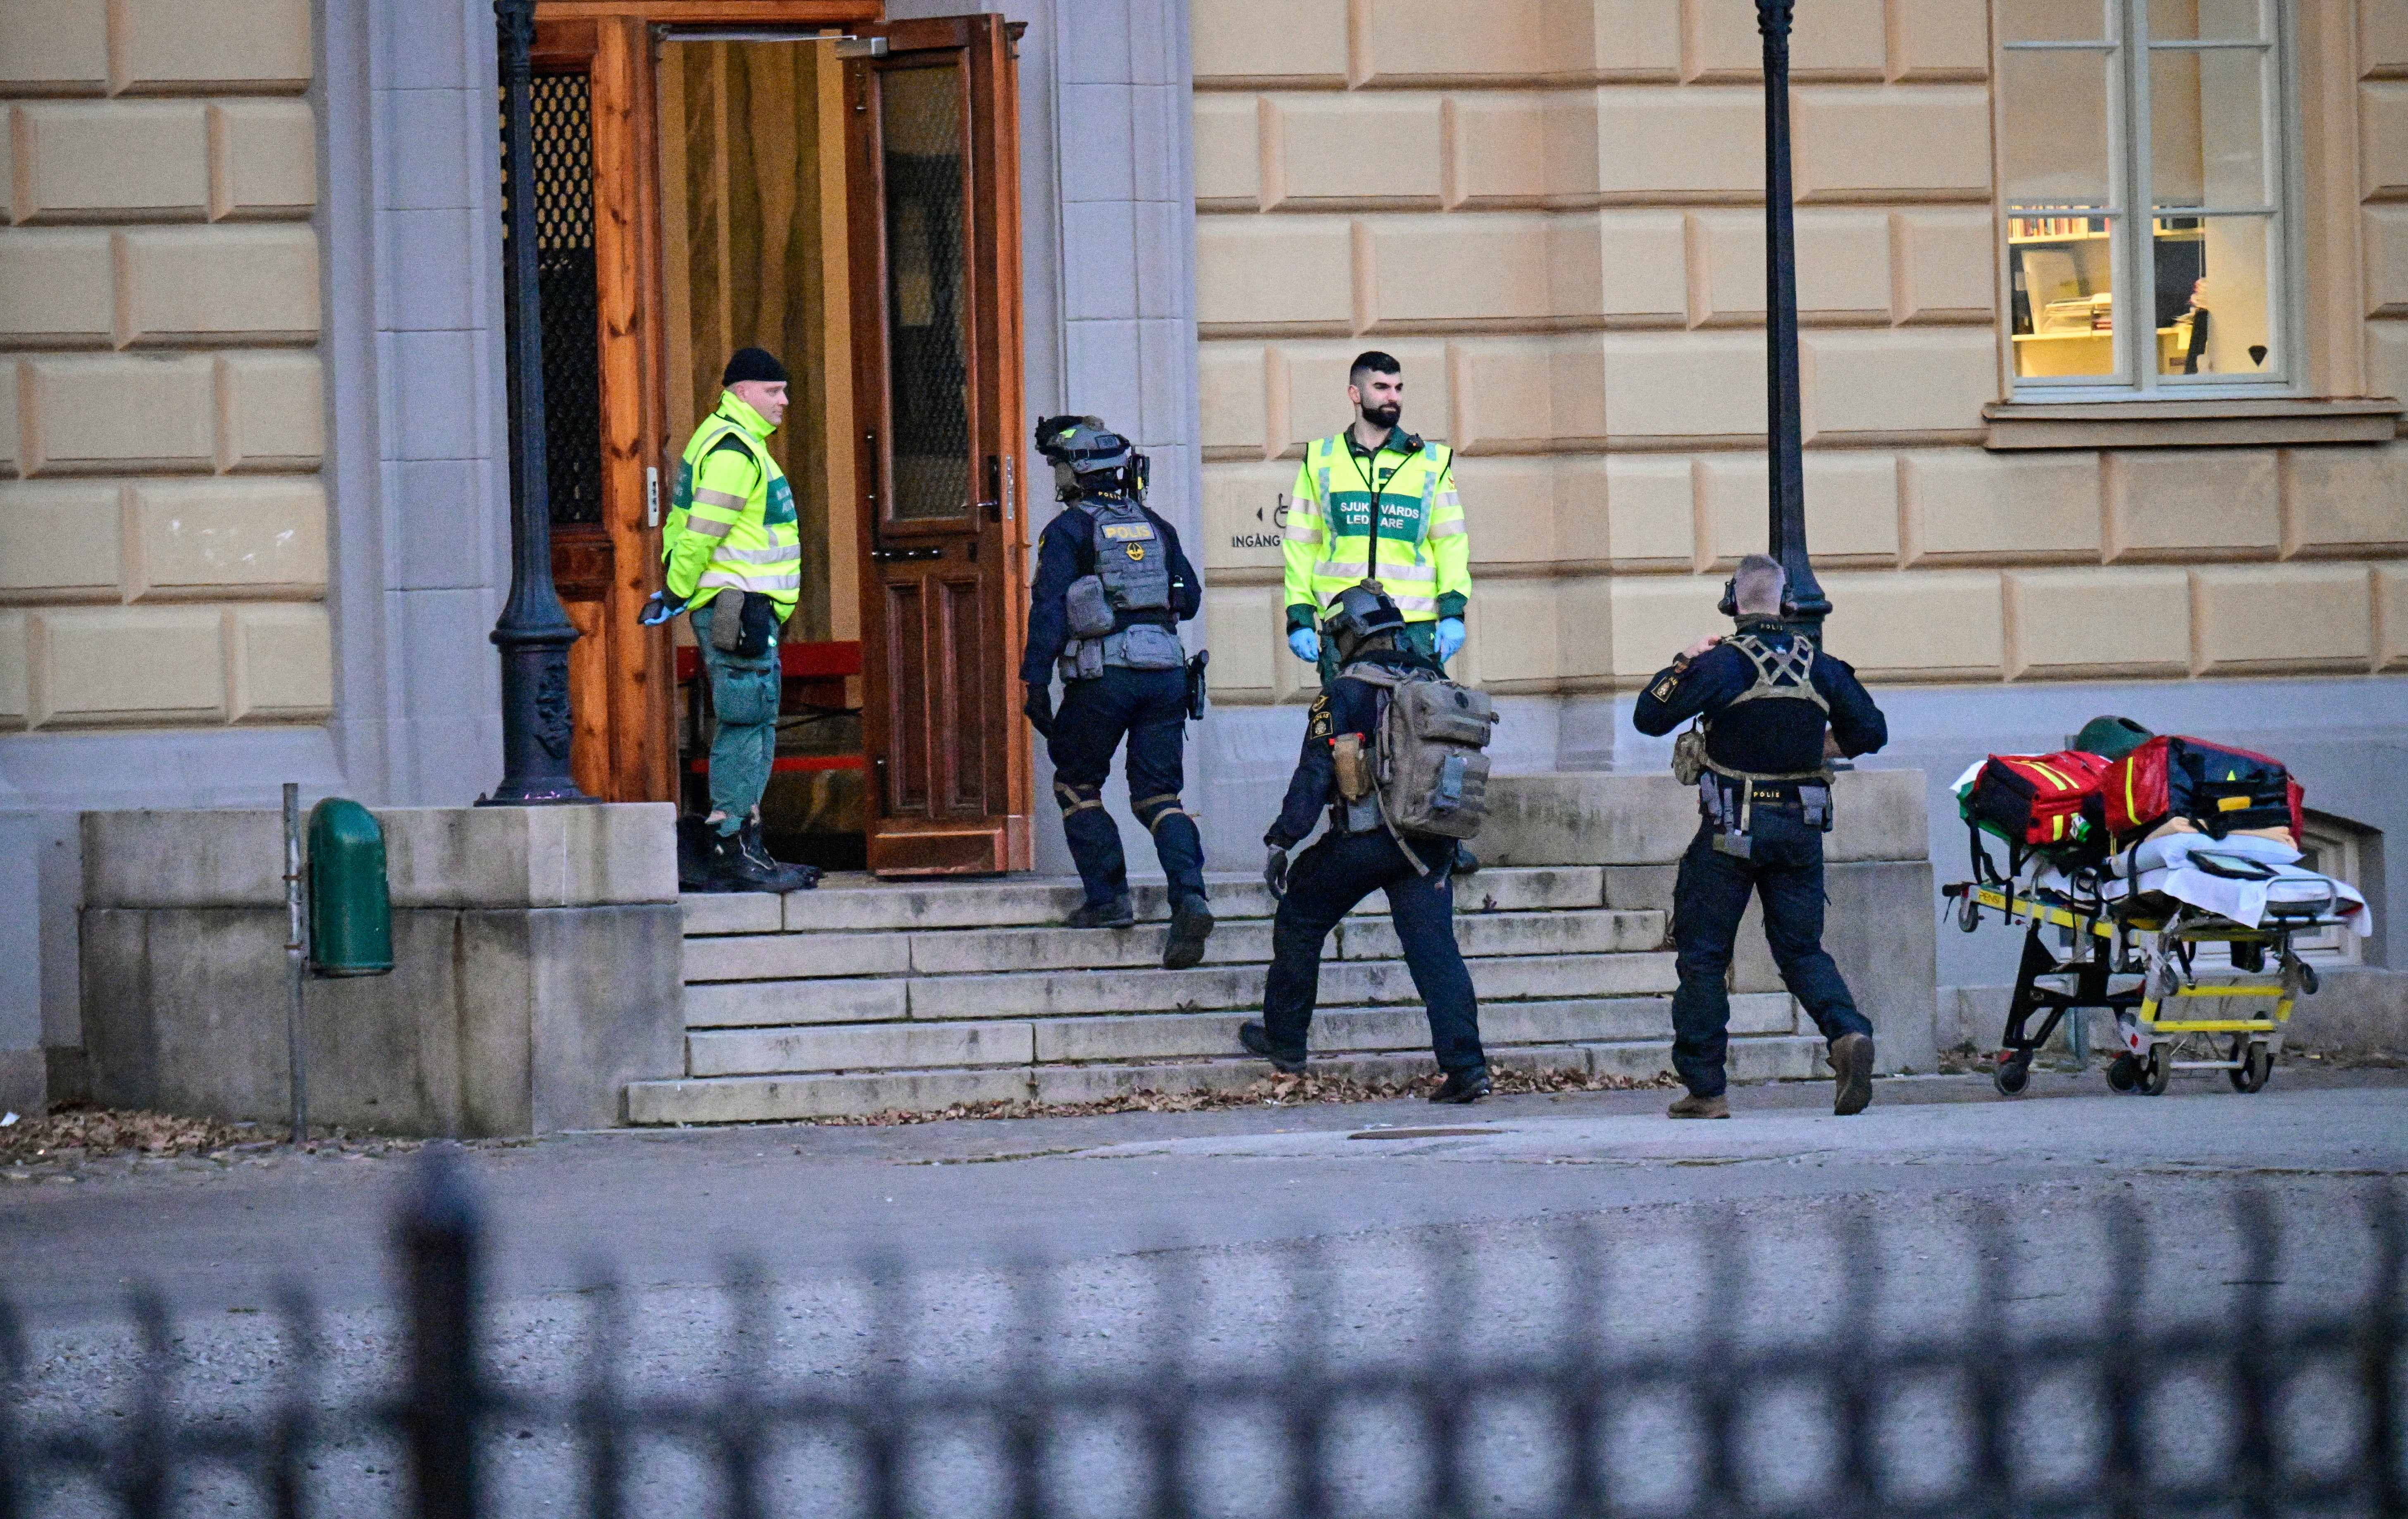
<box><xmin>1240</xmin><ymin>581</ymin><xmax>1498</xmax><ymax>1104</ymax></box>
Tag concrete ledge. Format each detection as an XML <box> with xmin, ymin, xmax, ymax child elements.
<box><xmin>81</xmin><ymin>904</ymin><xmax>683</xmax><ymax>1137</ymax></box>
<box><xmin>1483</xmin><ymin>770</ymin><xmax>1928</xmax><ymax>867</ymax></box>
<box><xmin>83</xmin><ymin>803</ymin><xmax>677</xmax><ymax>909</ymax></box>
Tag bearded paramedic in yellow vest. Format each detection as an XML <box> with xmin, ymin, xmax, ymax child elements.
<box><xmin>639</xmin><ymin>346</ymin><xmax>816</xmax><ymax>895</ymax></box>
<box><xmin>1281</xmin><ymin>351</ymin><xmax>1471</xmax><ymax>687</ymax></box>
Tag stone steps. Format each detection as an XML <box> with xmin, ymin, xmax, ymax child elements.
<box><xmin>625</xmin><ymin>1034</ymin><xmax>1829</xmax><ymax>1125</ymax></box>
<box><xmin>624</xmin><ymin>866</ymin><xmax>1822</xmax><ymax>1126</ymax></box>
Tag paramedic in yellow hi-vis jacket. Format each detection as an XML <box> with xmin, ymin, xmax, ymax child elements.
<box><xmin>1281</xmin><ymin>351</ymin><xmax>1471</xmax><ymax>687</ymax></box>
<box><xmin>639</xmin><ymin>346</ymin><xmax>818</xmax><ymax>895</ymax></box>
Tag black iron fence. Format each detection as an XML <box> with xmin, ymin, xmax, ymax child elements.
<box><xmin>4</xmin><ymin>1151</ymin><xmax>2402</xmax><ymax>1518</ymax></box>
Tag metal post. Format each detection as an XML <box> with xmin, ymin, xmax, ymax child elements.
<box><xmin>400</xmin><ymin>1147</ymin><xmax>482</xmax><ymax>1519</ymax></box>
<box><xmin>282</xmin><ymin>782</ymin><xmax>308</xmax><ymax>1147</ymax></box>
<box><xmin>483</xmin><ymin>0</ymin><xmax>587</xmax><ymax>806</ymax></box>
<box><xmin>1756</xmin><ymin>0</ymin><xmax>1831</xmax><ymax>644</ymax></box>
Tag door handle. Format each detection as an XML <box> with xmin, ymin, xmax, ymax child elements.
<box><xmin>981</xmin><ymin>456</ymin><xmax>1002</xmax><ymax>523</ymax></box>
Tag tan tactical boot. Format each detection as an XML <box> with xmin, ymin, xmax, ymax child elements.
<box><xmin>1830</xmin><ymin>1032</ymin><xmax>1875</xmax><ymax>1116</ymax></box>
<box><xmin>1667</xmin><ymin>1093</ymin><xmax>1730</xmax><ymax>1120</ymax></box>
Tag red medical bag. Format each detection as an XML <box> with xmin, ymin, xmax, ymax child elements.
<box><xmin>2101</xmin><ymin>736</ymin><xmax>2304</xmax><ymax>843</ymax></box>
<box><xmin>1965</xmin><ymin>751</ymin><xmax>2112</xmax><ymax>858</ymax></box>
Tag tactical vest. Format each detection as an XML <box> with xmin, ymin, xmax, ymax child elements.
<box><xmin>1671</xmin><ymin>632</ymin><xmax>1835</xmax><ymax>844</ymax></box>
<box><xmin>1056</xmin><ymin>497</ymin><xmax>1184</xmax><ymax>681</ymax></box>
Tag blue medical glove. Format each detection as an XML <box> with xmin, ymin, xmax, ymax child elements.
<box><xmin>1287</xmin><ymin>627</ymin><xmax>1320</xmax><ymax>663</ymax></box>
<box><xmin>639</xmin><ymin>591</ymin><xmax>688</xmax><ymax>627</ymax></box>
<box><xmin>1435</xmin><ymin>617</ymin><xmax>1466</xmax><ymax>661</ymax></box>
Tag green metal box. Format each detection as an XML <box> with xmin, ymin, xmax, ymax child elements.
<box><xmin>307</xmin><ymin>798</ymin><xmax>393</xmax><ymax>976</ymax></box>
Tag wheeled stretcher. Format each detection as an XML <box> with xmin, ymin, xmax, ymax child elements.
<box><xmin>1941</xmin><ymin>832</ymin><xmax>2368</xmax><ymax>1098</ymax></box>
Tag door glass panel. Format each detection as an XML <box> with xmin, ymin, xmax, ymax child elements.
<box><xmin>2000</xmin><ymin>0</ymin><xmax>2115</xmax><ymax>44</ymax></box>
<box><xmin>2150</xmin><ymin>47</ymin><xmax>2270</xmax><ymax>208</ymax></box>
<box><xmin>2010</xmin><ymin>217</ymin><xmax>2120</xmax><ymax>378</ymax></box>
<box><xmin>880</xmin><ymin>63</ymin><xmax>971</xmax><ymax>522</ymax></box>
<box><xmin>2000</xmin><ymin>50</ymin><xmax>2117</xmax><ymax>208</ymax></box>
<box><xmin>2154</xmin><ymin>214</ymin><xmax>2276</xmax><ymax>379</ymax></box>
<box><xmin>514</xmin><ymin>72</ymin><xmax>603</xmax><ymax>527</ymax></box>
<box><xmin>2148</xmin><ymin>0</ymin><xmax>2264</xmax><ymax>42</ymax></box>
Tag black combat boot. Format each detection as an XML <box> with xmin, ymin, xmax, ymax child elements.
<box><xmin>1239</xmin><ymin>1021</ymin><xmax>1306</xmax><ymax>1074</ymax></box>
<box><xmin>1065</xmin><ymin>894</ymin><xmax>1136</xmax><ymax>929</ymax></box>
<box><xmin>1161</xmin><ymin>892</ymin><xmax>1215</xmax><ymax>969</ymax></box>
<box><xmin>738</xmin><ymin>818</ymin><xmax>820</xmax><ymax>892</ymax></box>
<box><xmin>1429</xmin><ymin>1066</ymin><xmax>1492</xmax><ymax>1104</ymax></box>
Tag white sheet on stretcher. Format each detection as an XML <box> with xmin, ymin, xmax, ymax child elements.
<box><xmin>2034</xmin><ymin>832</ymin><xmax>2371</xmax><ymax>935</ymax></box>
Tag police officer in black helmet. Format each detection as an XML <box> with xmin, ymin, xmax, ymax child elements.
<box><xmin>1239</xmin><ymin>581</ymin><xmax>1491</xmax><ymax>1105</ymax></box>
<box><xmin>1024</xmin><ymin>416</ymin><xmax>1215</xmax><ymax>969</ymax></box>
<box><xmin>1633</xmin><ymin>555</ymin><xmax>1889</xmax><ymax>1119</ymax></box>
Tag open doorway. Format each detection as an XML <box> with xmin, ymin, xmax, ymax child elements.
<box><xmin>534</xmin><ymin>6</ymin><xmax>1030</xmax><ymax>877</ymax></box>
<box><xmin>658</xmin><ymin>33</ymin><xmax>866</xmax><ymax>872</ymax></box>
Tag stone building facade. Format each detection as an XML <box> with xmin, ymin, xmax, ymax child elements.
<box><xmin>0</xmin><ymin>0</ymin><xmax>2402</xmax><ymax>1111</ymax></box>
<box><xmin>1183</xmin><ymin>0</ymin><xmax>2408</xmax><ymax>998</ymax></box>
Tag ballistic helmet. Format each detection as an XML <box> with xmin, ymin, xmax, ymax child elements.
<box><xmin>1035</xmin><ymin>415</ymin><xmax>1148</xmax><ymax>500</ymax></box>
<box><xmin>1323</xmin><ymin>579</ymin><xmax>1407</xmax><ymax>664</ymax></box>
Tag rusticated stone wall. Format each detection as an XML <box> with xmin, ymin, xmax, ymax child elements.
<box><xmin>1</xmin><ymin>0</ymin><xmax>329</xmax><ymax>730</ymax></box>
<box><xmin>1190</xmin><ymin>0</ymin><xmax>2408</xmax><ymax>704</ymax></box>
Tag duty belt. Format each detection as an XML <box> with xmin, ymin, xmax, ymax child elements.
<box><xmin>1698</xmin><ymin>766</ymin><xmax>1835</xmax><ymax>857</ymax></box>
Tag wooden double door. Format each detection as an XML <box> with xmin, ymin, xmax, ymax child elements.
<box><xmin>533</xmin><ymin>2</ymin><xmax>1032</xmax><ymax>875</ymax></box>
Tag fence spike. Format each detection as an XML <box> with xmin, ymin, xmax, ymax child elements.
<box><xmin>1698</xmin><ymin>1209</ymin><xmax>1747</xmax><ymax>1512</ymax></box>
<box><xmin>2229</xmin><ymin>1190</ymin><xmax>2278</xmax><ymax>1519</ymax></box>
<box><xmin>0</xmin><ymin>1297</ymin><xmax>23</xmax><ymax>1519</ymax></box>
<box><xmin>396</xmin><ymin>1143</ymin><xmax>483</xmax><ymax>1519</ymax></box>
<box><xmin>1553</xmin><ymin>1216</ymin><xmax>1607</xmax><ymax>1519</ymax></box>
<box><xmin>268</xmin><ymin>1282</ymin><xmax>319</xmax><ymax>1519</ymax></box>
<box><xmin>1966</xmin><ymin>1202</ymin><xmax>2014</xmax><ymax>1519</ymax></box>
<box><xmin>1004</xmin><ymin>1252</ymin><xmax>1054</xmax><ymax>1519</ymax></box>
<box><xmin>2100</xmin><ymin>1196</ymin><xmax>2149</xmax><ymax>1519</ymax></box>
<box><xmin>124</xmin><ymin>1289</ymin><xmax>172</xmax><ymax>1519</ymax></box>
<box><xmin>577</xmin><ymin>1268</ymin><xmax>625</xmax><ymax>1519</ymax></box>
<box><xmin>1833</xmin><ymin>1206</ymin><xmax>1881</xmax><ymax>1513</ymax></box>
<box><xmin>2367</xmin><ymin>1183</ymin><xmax>2406</xmax><ymax>1519</ymax></box>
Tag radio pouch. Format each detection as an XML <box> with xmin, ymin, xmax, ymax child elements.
<box><xmin>735</xmin><ymin>591</ymin><xmax>777</xmax><ymax>659</ymax></box>
<box><xmin>1332</xmin><ymin>733</ymin><xmax>1373</xmax><ymax>801</ymax></box>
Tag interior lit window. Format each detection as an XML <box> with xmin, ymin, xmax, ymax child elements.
<box><xmin>2000</xmin><ymin>0</ymin><xmax>2294</xmax><ymax>394</ymax></box>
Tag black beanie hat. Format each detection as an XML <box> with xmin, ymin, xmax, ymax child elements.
<box><xmin>722</xmin><ymin>347</ymin><xmax>789</xmax><ymax>386</ymax></box>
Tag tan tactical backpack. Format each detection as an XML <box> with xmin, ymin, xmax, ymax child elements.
<box><xmin>1342</xmin><ymin>663</ymin><xmax>1499</xmax><ymax>850</ymax></box>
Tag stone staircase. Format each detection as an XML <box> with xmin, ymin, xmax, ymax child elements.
<box><xmin>623</xmin><ymin>867</ymin><xmax>1827</xmax><ymax>1124</ymax></box>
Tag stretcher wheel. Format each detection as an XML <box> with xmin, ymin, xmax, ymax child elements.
<box><xmin>1993</xmin><ymin>1051</ymin><xmax>2031</xmax><ymax>1097</ymax></box>
<box><xmin>2106</xmin><ymin>1054</ymin><xmax>2141</xmax><ymax>1094</ymax></box>
<box><xmin>2228</xmin><ymin>1040</ymin><xmax>2272</xmax><ymax>1094</ymax></box>
<box><xmin>2141</xmin><ymin>1047</ymin><xmax>2172</xmax><ymax>1097</ymax></box>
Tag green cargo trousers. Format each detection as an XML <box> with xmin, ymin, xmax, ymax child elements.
<box><xmin>691</xmin><ymin>606</ymin><xmax>780</xmax><ymax>835</ymax></box>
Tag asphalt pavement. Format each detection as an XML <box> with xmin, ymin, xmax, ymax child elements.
<box><xmin>7</xmin><ymin>1068</ymin><xmax>2405</xmax><ymax>1515</ymax></box>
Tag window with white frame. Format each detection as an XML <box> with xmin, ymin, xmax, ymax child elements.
<box><xmin>1998</xmin><ymin>0</ymin><xmax>2297</xmax><ymax>394</ymax></box>
<box><xmin>2289</xmin><ymin>813</ymin><xmax>2368</xmax><ymax>966</ymax></box>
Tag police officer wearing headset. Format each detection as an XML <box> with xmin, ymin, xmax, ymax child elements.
<box><xmin>1240</xmin><ymin>582</ymin><xmax>1491</xmax><ymax>1105</ymax></box>
<box><xmin>1633</xmin><ymin>555</ymin><xmax>1888</xmax><ymax>1119</ymax></box>
<box><xmin>1022</xmin><ymin>417</ymin><xmax>1215</xmax><ymax>969</ymax></box>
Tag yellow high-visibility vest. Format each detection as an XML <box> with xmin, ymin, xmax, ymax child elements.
<box><xmin>662</xmin><ymin>394</ymin><xmax>802</xmax><ymax>618</ymax></box>
<box><xmin>1282</xmin><ymin>429</ymin><xmax>1469</xmax><ymax>629</ymax></box>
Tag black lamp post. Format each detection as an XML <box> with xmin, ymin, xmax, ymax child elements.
<box><xmin>1755</xmin><ymin>0</ymin><xmax>1831</xmax><ymax>644</ymax></box>
<box><xmin>483</xmin><ymin>0</ymin><xmax>587</xmax><ymax>805</ymax></box>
